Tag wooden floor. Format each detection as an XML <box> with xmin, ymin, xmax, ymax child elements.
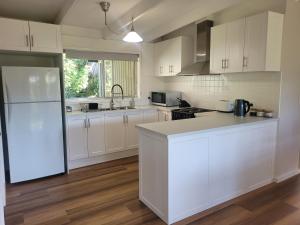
<box><xmin>4</xmin><ymin>156</ymin><xmax>300</xmax><ymax>225</ymax></box>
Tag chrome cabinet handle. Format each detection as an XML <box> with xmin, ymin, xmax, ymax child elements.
<box><xmin>25</xmin><ymin>35</ymin><xmax>29</xmax><ymax>47</ymax></box>
<box><xmin>221</xmin><ymin>59</ymin><xmax>224</xmax><ymax>69</ymax></box>
<box><xmin>225</xmin><ymin>59</ymin><xmax>229</xmax><ymax>69</ymax></box>
<box><xmin>243</xmin><ymin>56</ymin><xmax>248</xmax><ymax>67</ymax></box>
<box><xmin>88</xmin><ymin>118</ymin><xmax>91</xmax><ymax>128</ymax></box>
<box><xmin>126</xmin><ymin>115</ymin><xmax>129</xmax><ymax>123</ymax></box>
<box><xmin>123</xmin><ymin>115</ymin><xmax>125</xmax><ymax>124</ymax></box>
<box><xmin>84</xmin><ymin>119</ymin><xmax>87</xmax><ymax>128</ymax></box>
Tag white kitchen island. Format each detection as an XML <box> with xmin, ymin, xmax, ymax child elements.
<box><xmin>136</xmin><ymin>112</ymin><xmax>278</xmax><ymax>224</ymax></box>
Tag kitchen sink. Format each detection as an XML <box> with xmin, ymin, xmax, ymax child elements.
<box><xmin>83</xmin><ymin>106</ymin><xmax>136</xmax><ymax>112</ymax></box>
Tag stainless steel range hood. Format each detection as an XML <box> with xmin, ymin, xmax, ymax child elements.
<box><xmin>177</xmin><ymin>20</ymin><xmax>219</xmax><ymax>76</ymax></box>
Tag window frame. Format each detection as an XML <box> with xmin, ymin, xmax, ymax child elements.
<box><xmin>64</xmin><ymin>56</ymin><xmax>139</xmax><ymax>99</ymax></box>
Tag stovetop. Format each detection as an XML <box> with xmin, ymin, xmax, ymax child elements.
<box><xmin>172</xmin><ymin>107</ymin><xmax>213</xmax><ymax>120</ymax></box>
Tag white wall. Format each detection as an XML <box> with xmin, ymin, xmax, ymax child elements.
<box><xmin>163</xmin><ymin>73</ymin><xmax>281</xmax><ymax>113</ymax></box>
<box><xmin>275</xmin><ymin>0</ymin><xmax>300</xmax><ymax>180</ymax></box>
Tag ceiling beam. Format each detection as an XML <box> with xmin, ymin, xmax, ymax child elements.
<box><xmin>55</xmin><ymin>0</ymin><xmax>77</xmax><ymax>24</ymax></box>
<box><xmin>142</xmin><ymin>0</ymin><xmax>246</xmax><ymax>41</ymax></box>
<box><xmin>101</xmin><ymin>0</ymin><xmax>165</xmax><ymax>39</ymax></box>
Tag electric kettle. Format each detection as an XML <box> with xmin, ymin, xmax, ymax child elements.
<box><xmin>234</xmin><ymin>99</ymin><xmax>253</xmax><ymax>117</ymax></box>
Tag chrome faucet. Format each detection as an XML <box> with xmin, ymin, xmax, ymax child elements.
<box><xmin>110</xmin><ymin>84</ymin><xmax>124</xmax><ymax>109</ymax></box>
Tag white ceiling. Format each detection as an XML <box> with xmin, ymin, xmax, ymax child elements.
<box><xmin>0</xmin><ymin>0</ymin><xmax>67</xmax><ymax>23</ymax></box>
<box><xmin>61</xmin><ymin>0</ymin><xmax>144</xmax><ymax>29</ymax></box>
<box><xmin>0</xmin><ymin>0</ymin><xmax>286</xmax><ymax>41</ymax></box>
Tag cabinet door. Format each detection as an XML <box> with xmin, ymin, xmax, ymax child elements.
<box><xmin>67</xmin><ymin>116</ymin><xmax>88</xmax><ymax>160</ymax></box>
<box><xmin>225</xmin><ymin>18</ymin><xmax>245</xmax><ymax>73</ymax></box>
<box><xmin>154</xmin><ymin>40</ymin><xmax>171</xmax><ymax>76</ymax></box>
<box><xmin>105</xmin><ymin>113</ymin><xmax>126</xmax><ymax>153</ymax></box>
<box><xmin>143</xmin><ymin>110</ymin><xmax>158</xmax><ymax>123</ymax></box>
<box><xmin>243</xmin><ymin>12</ymin><xmax>268</xmax><ymax>72</ymax></box>
<box><xmin>29</xmin><ymin>21</ymin><xmax>62</xmax><ymax>53</ymax></box>
<box><xmin>126</xmin><ymin>111</ymin><xmax>143</xmax><ymax>149</ymax></box>
<box><xmin>87</xmin><ymin>114</ymin><xmax>106</xmax><ymax>157</ymax></box>
<box><xmin>0</xmin><ymin>18</ymin><xmax>30</xmax><ymax>51</ymax></box>
<box><xmin>210</xmin><ymin>24</ymin><xmax>227</xmax><ymax>74</ymax></box>
<box><xmin>167</xmin><ymin>38</ymin><xmax>182</xmax><ymax>75</ymax></box>
<box><xmin>158</xmin><ymin>111</ymin><xmax>172</xmax><ymax>121</ymax></box>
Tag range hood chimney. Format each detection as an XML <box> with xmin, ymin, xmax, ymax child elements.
<box><xmin>178</xmin><ymin>20</ymin><xmax>219</xmax><ymax>76</ymax></box>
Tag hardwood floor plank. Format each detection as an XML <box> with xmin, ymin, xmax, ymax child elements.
<box><xmin>187</xmin><ymin>205</ymin><xmax>252</xmax><ymax>225</ymax></box>
<box><xmin>5</xmin><ymin>157</ymin><xmax>300</xmax><ymax>225</ymax></box>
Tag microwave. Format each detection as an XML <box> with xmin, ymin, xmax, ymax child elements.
<box><xmin>151</xmin><ymin>91</ymin><xmax>182</xmax><ymax>107</ymax></box>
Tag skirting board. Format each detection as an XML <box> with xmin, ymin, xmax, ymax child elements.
<box><xmin>68</xmin><ymin>148</ymin><xmax>138</xmax><ymax>170</ymax></box>
<box><xmin>274</xmin><ymin>169</ymin><xmax>300</xmax><ymax>183</ymax></box>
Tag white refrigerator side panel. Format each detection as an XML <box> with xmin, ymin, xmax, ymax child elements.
<box><xmin>2</xmin><ymin>67</ymin><xmax>61</xmax><ymax>103</ymax></box>
<box><xmin>6</xmin><ymin>102</ymin><xmax>65</xmax><ymax>183</ymax></box>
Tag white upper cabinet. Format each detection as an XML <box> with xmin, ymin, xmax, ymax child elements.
<box><xmin>0</xmin><ymin>18</ymin><xmax>30</xmax><ymax>52</ymax></box>
<box><xmin>29</xmin><ymin>21</ymin><xmax>62</xmax><ymax>53</ymax></box>
<box><xmin>225</xmin><ymin>18</ymin><xmax>246</xmax><ymax>73</ymax></box>
<box><xmin>87</xmin><ymin>114</ymin><xmax>106</xmax><ymax>157</ymax></box>
<box><xmin>154</xmin><ymin>36</ymin><xmax>194</xmax><ymax>76</ymax></box>
<box><xmin>210</xmin><ymin>11</ymin><xmax>283</xmax><ymax>74</ymax></box>
<box><xmin>244</xmin><ymin>11</ymin><xmax>283</xmax><ymax>72</ymax></box>
<box><xmin>0</xmin><ymin>17</ymin><xmax>62</xmax><ymax>53</ymax></box>
<box><xmin>67</xmin><ymin>115</ymin><xmax>88</xmax><ymax>160</ymax></box>
<box><xmin>210</xmin><ymin>24</ymin><xmax>227</xmax><ymax>74</ymax></box>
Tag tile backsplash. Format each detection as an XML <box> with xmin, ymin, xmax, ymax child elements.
<box><xmin>163</xmin><ymin>72</ymin><xmax>281</xmax><ymax>113</ymax></box>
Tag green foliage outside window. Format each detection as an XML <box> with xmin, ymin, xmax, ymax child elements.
<box><xmin>64</xmin><ymin>56</ymin><xmax>99</xmax><ymax>98</ymax></box>
<box><xmin>64</xmin><ymin>55</ymin><xmax>137</xmax><ymax>99</ymax></box>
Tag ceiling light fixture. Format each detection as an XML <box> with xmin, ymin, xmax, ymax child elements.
<box><xmin>99</xmin><ymin>1</ymin><xmax>143</xmax><ymax>43</ymax></box>
<box><xmin>123</xmin><ymin>17</ymin><xmax>143</xmax><ymax>43</ymax></box>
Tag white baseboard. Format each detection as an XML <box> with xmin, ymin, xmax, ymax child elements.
<box><xmin>68</xmin><ymin>148</ymin><xmax>138</xmax><ymax>170</ymax></box>
<box><xmin>274</xmin><ymin>169</ymin><xmax>300</xmax><ymax>183</ymax></box>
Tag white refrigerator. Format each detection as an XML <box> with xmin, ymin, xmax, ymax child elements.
<box><xmin>2</xmin><ymin>66</ymin><xmax>65</xmax><ymax>183</ymax></box>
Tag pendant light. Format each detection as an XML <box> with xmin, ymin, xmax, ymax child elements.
<box><xmin>123</xmin><ymin>17</ymin><xmax>143</xmax><ymax>43</ymax></box>
<box><xmin>100</xmin><ymin>1</ymin><xmax>143</xmax><ymax>43</ymax></box>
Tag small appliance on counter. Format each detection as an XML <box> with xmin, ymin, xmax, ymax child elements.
<box><xmin>250</xmin><ymin>108</ymin><xmax>274</xmax><ymax>118</ymax></box>
<box><xmin>151</xmin><ymin>91</ymin><xmax>181</xmax><ymax>107</ymax></box>
<box><xmin>66</xmin><ymin>106</ymin><xmax>73</xmax><ymax>112</ymax></box>
<box><xmin>88</xmin><ymin>103</ymin><xmax>98</xmax><ymax>110</ymax></box>
<box><xmin>234</xmin><ymin>99</ymin><xmax>253</xmax><ymax>117</ymax></box>
<box><xmin>216</xmin><ymin>100</ymin><xmax>234</xmax><ymax>113</ymax></box>
<box><xmin>172</xmin><ymin>107</ymin><xmax>213</xmax><ymax>120</ymax></box>
<box><xmin>177</xmin><ymin>98</ymin><xmax>191</xmax><ymax>108</ymax></box>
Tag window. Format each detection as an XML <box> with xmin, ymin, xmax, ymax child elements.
<box><xmin>64</xmin><ymin>55</ymin><xmax>137</xmax><ymax>98</ymax></box>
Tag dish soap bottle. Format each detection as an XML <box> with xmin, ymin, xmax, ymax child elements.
<box><xmin>129</xmin><ymin>97</ymin><xmax>135</xmax><ymax>108</ymax></box>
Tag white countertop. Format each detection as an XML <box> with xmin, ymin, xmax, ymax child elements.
<box><xmin>66</xmin><ymin>105</ymin><xmax>178</xmax><ymax>116</ymax></box>
<box><xmin>136</xmin><ymin>112</ymin><xmax>278</xmax><ymax>137</ymax></box>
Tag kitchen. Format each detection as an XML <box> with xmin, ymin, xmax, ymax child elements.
<box><xmin>0</xmin><ymin>0</ymin><xmax>300</xmax><ymax>224</ymax></box>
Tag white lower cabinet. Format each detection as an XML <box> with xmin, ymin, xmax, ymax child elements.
<box><xmin>143</xmin><ymin>109</ymin><xmax>158</xmax><ymax>123</ymax></box>
<box><xmin>67</xmin><ymin>109</ymin><xmax>158</xmax><ymax>168</ymax></box>
<box><xmin>87</xmin><ymin>114</ymin><xmax>105</xmax><ymax>157</ymax></box>
<box><xmin>105</xmin><ymin>112</ymin><xmax>126</xmax><ymax>153</ymax></box>
<box><xmin>67</xmin><ymin>115</ymin><xmax>88</xmax><ymax>160</ymax></box>
<box><xmin>158</xmin><ymin>110</ymin><xmax>172</xmax><ymax>121</ymax></box>
<box><xmin>125</xmin><ymin>111</ymin><xmax>144</xmax><ymax>150</ymax></box>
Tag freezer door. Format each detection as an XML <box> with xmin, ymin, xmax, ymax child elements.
<box><xmin>2</xmin><ymin>66</ymin><xmax>61</xmax><ymax>103</ymax></box>
<box><xmin>5</xmin><ymin>102</ymin><xmax>65</xmax><ymax>183</ymax></box>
